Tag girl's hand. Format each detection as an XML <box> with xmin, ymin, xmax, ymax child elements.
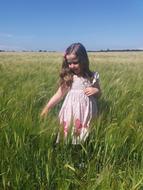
<box><xmin>40</xmin><ymin>107</ymin><xmax>49</xmax><ymax>118</ymax></box>
<box><xmin>84</xmin><ymin>87</ymin><xmax>99</xmax><ymax>97</ymax></box>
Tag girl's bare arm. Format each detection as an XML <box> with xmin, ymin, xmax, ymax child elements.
<box><xmin>40</xmin><ymin>85</ymin><xmax>69</xmax><ymax>117</ymax></box>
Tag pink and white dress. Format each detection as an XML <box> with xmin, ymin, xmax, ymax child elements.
<box><xmin>57</xmin><ymin>72</ymin><xmax>99</xmax><ymax>144</ymax></box>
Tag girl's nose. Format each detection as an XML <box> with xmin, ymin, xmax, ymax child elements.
<box><xmin>69</xmin><ymin>63</ymin><xmax>74</xmax><ymax>68</ymax></box>
<box><xmin>70</xmin><ymin>63</ymin><xmax>74</xmax><ymax>67</ymax></box>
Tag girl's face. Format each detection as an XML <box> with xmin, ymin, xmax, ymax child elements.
<box><xmin>66</xmin><ymin>54</ymin><xmax>81</xmax><ymax>75</ymax></box>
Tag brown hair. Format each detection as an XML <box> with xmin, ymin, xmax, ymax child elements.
<box><xmin>60</xmin><ymin>42</ymin><xmax>93</xmax><ymax>87</ymax></box>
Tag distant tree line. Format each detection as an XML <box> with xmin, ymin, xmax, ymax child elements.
<box><xmin>0</xmin><ymin>49</ymin><xmax>143</xmax><ymax>53</ymax></box>
<box><xmin>87</xmin><ymin>49</ymin><xmax>143</xmax><ymax>52</ymax></box>
<box><xmin>0</xmin><ymin>49</ymin><xmax>57</xmax><ymax>52</ymax></box>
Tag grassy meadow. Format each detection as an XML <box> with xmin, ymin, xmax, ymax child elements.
<box><xmin>0</xmin><ymin>51</ymin><xmax>143</xmax><ymax>189</ymax></box>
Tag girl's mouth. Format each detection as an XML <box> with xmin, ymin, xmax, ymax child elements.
<box><xmin>71</xmin><ymin>69</ymin><xmax>79</xmax><ymax>73</ymax></box>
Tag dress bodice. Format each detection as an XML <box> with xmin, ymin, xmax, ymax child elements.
<box><xmin>70</xmin><ymin>75</ymin><xmax>92</xmax><ymax>91</ymax></box>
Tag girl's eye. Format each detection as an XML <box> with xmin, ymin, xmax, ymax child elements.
<box><xmin>67</xmin><ymin>61</ymin><xmax>79</xmax><ymax>65</ymax></box>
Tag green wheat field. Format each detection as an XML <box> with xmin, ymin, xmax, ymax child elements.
<box><xmin>0</xmin><ymin>52</ymin><xmax>143</xmax><ymax>190</ymax></box>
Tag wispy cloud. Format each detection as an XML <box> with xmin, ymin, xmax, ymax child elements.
<box><xmin>19</xmin><ymin>35</ymin><xmax>36</xmax><ymax>39</ymax></box>
<box><xmin>0</xmin><ymin>32</ymin><xmax>36</xmax><ymax>39</ymax></box>
<box><xmin>0</xmin><ymin>33</ymin><xmax>37</xmax><ymax>50</ymax></box>
<box><xmin>0</xmin><ymin>33</ymin><xmax>13</xmax><ymax>38</ymax></box>
<box><xmin>137</xmin><ymin>47</ymin><xmax>143</xmax><ymax>50</ymax></box>
<box><xmin>0</xmin><ymin>44</ymin><xmax>25</xmax><ymax>51</ymax></box>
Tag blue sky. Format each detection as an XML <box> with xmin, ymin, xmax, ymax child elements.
<box><xmin>0</xmin><ymin>0</ymin><xmax>143</xmax><ymax>51</ymax></box>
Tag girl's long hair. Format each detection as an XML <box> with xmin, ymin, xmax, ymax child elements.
<box><xmin>60</xmin><ymin>42</ymin><xmax>93</xmax><ymax>87</ymax></box>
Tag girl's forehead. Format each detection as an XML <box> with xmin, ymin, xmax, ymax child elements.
<box><xmin>66</xmin><ymin>54</ymin><xmax>77</xmax><ymax>60</ymax></box>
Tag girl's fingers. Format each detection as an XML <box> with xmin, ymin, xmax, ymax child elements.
<box><xmin>84</xmin><ymin>89</ymin><xmax>92</xmax><ymax>96</ymax></box>
<box><xmin>84</xmin><ymin>87</ymin><xmax>98</xmax><ymax>96</ymax></box>
<box><xmin>86</xmin><ymin>92</ymin><xmax>92</xmax><ymax>96</ymax></box>
<box><xmin>84</xmin><ymin>91</ymin><xmax>92</xmax><ymax>96</ymax></box>
<box><xmin>40</xmin><ymin>111</ymin><xmax>47</xmax><ymax>117</ymax></box>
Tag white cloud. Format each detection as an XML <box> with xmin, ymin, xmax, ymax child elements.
<box><xmin>0</xmin><ymin>32</ymin><xmax>36</xmax><ymax>39</ymax></box>
<box><xmin>0</xmin><ymin>44</ymin><xmax>23</xmax><ymax>51</ymax></box>
<box><xmin>0</xmin><ymin>33</ymin><xmax>13</xmax><ymax>38</ymax></box>
<box><xmin>137</xmin><ymin>47</ymin><xmax>143</xmax><ymax>50</ymax></box>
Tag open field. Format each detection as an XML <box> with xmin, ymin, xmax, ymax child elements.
<box><xmin>0</xmin><ymin>52</ymin><xmax>143</xmax><ymax>189</ymax></box>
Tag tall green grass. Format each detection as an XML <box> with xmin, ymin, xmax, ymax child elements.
<box><xmin>0</xmin><ymin>52</ymin><xmax>143</xmax><ymax>189</ymax></box>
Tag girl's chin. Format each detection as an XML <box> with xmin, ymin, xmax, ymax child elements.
<box><xmin>72</xmin><ymin>70</ymin><xmax>80</xmax><ymax>75</ymax></box>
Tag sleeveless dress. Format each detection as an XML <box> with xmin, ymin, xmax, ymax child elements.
<box><xmin>56</xmin><ymin>72</ymin><xmax>99</xmax><ymax>144</ymax></box>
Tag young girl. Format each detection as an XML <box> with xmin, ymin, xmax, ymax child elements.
<box><xmin>41</xmin><ymin>42</ymin><xmax>101</xmax><ymax>144</ymax></box>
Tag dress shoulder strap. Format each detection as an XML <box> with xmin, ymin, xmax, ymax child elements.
<box><xmin>92</xmin><ymin>71</ymin><xmax>99</xmax><ymax>85</ymax></box>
